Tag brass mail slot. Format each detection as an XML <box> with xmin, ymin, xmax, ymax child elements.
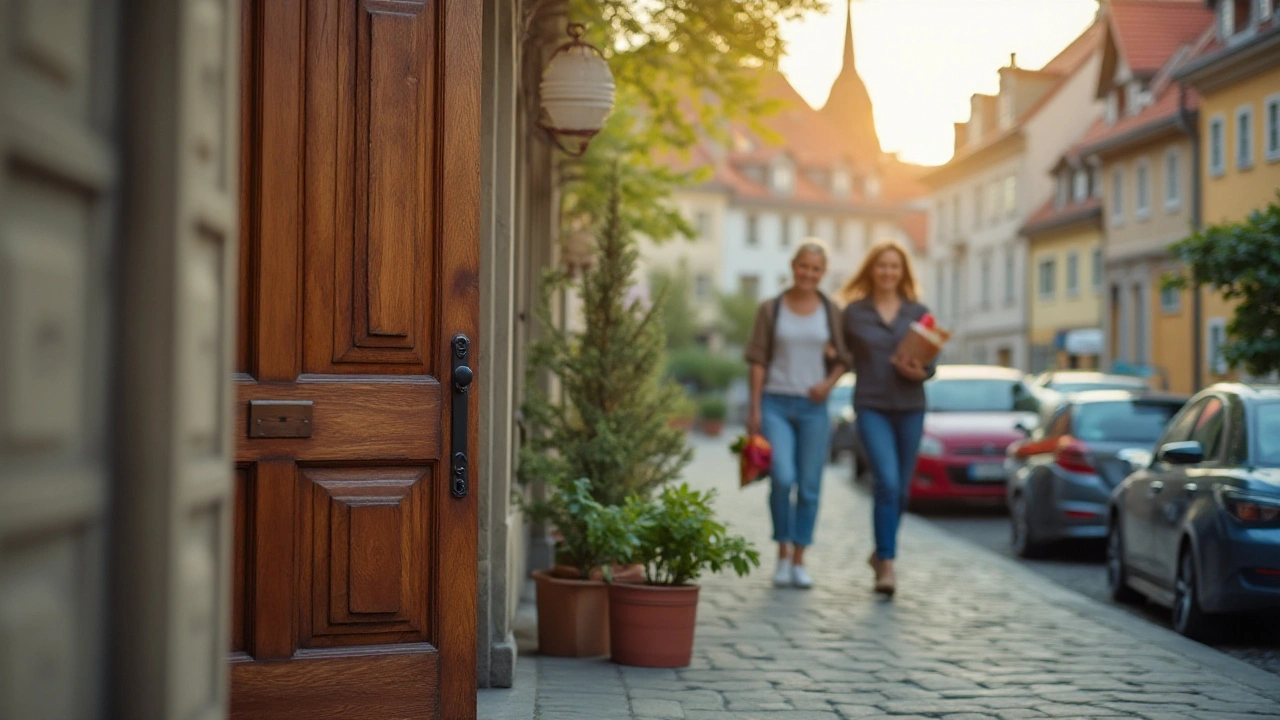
<box><xmin>248</xmin><ymin>400</ymin><xmax>313</xmax><ymax>438</ymax></box>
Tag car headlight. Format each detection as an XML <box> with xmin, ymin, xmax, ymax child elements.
<box><xmin>1216</xmin><ymin>488</ymin><xmax>1280</xmax><ymax>525</ymax></box>
<box><xmin>918</xmin><ymin>435</ymin><xmax>945</xmax><ymax>458</ymax></box>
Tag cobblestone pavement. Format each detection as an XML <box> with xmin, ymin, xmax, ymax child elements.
<box><xmin>481</xmin><ymin>433</ymin><xmax>1280</xmax><ymax>720</ymax></box>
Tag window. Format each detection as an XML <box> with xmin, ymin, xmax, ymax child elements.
<box><xmin>1135</xmin><ymin>158</ymin><xmax>1150</xmax><ymax>219</ymax></box>
<box><xmin>1038</xmin><ymin>258</ymin><xmax>1056</xmax><ymax>299</ymax></box>
<box><xmin>773</xmin><ymin>164</ymin><xmax>794</xmax><ymax>194</ymax></box>
<box><xmin>1004</xmin><ymin>251</ymin><xmax>1015</xmax><ymax>304</ymax></box>
<box><xmin>1105</xmin><ymin>93</ymin><xmax>1118</xmax><ymax>125</ymax></box>
<box><xmin>781</xmin><ymin>215</ymin><xmax>792</xmax><ymax>247</ymax></box>
<box><xmin>1091</xmin><ymin>247</ymin><xmax>1103</xmax><ymax>292</ymax></box>
<box><xmin>1073</xmin><ymin>170</ymin><xmax>1089</xmax><ymax>202</ymax></box>
<box><xmin>1111</xmin><ymin>167</ymin><xmax>1125</xmax><ymax>224</ymax></box>
<box><xmin>1190</xmin><ymin>397</ymin><xmax>1226</xmax><ymax>461</ymax></box>
<box><xmin>1219</xmin><ymin>0</ymin><xmax>1253</xmax><ymax>39</ymax></box>
<box><xmin>694</xmin><ymin>273</ymin><xmax>713</xmax><ymax>301</ymax></box>
<box><xmin>1237</xmin><ymin>105</ymin><xmax>1255</xmax><ymax>169</ymax></box>
<box><xmin>950</xmin><ymin>262</ymin><xmax>961</xmax><ymax>313</ymax></box>
<box><xmin>1208</xmin><ymin>317</ymin><xmax>1228</xmax><ymax>375</ymax></box>
<box><xmin>1091</xmin><ymin>166</ymin><xmax>1102</xmax><ymax>198</ymax></box>
<box><xmin>1066</xmin><ymin>252</ymin><xmax>1079</xmax><ymax>297</ymax></box>
<box><xmin>980</xmin><ymin>257</ymin><xmax>991</xmax><ymax>309</ymax></box>
<box><xmin>1125</xmin><ymin>82</ymin><xmax>1145</xmax><ymax>116</ymax></box>
<box><xmin>865</xmin><ymin>175</ymin><xmax>882</xmax><ymax>200</ymax></box>
<box><xmin>739</xmin><ymin>274</ymin><xmax>760</xmax><ymax>301</ymax></box>
<box><xmin>1164</xmin><ymin>150</ymin><xmax>1181</xmax><ymax>210</ymax></box>
<box><xmin>951</xmin><ymin>195</ymin><xmax>961</xmax><ymax>236</ymax></box>
<box><xmin>1004</xmin><ymin>175</ymin><xmax>1017</xmax><ymax>217</ymax></box>
<box><xmin>935</xmin><ymin>201</ymin><xmax>947</xmax><ymax>241</ymax></box>
<box><xmin>805</xmin><ymin>216</ymin><xmax>817</xmax><ymax>239</ymax></box>
<box><xmin>1055</xmin><ymin>173</ymin><xmax>1068</xmax><ymax>209</ymax></box>
<box><xmin>988</xmin><ymin>181</ymin><xmax>1001</xmax><ymax>223</ymax></box>
<box><xmin>936</xmin><ymin>265</ymin><xmax>946</xmax><ymax>314</ymax></box>
<box><xmin>832</xmin><ymin>170</ymin><xmax>851</xmax><ymax>197</ymax></box>
<box><xmin>1266</xmin><ymin>94</ymin><xmax>1280</xmax><ymax>162</ymax></box>
<box><xmin>1209</xmin><ymin>114</ymin><xmax>1226</xmax><ymax>176</ymax></box>
<box><xmin>746</xmin><ymin>214</ymin><xmax>759</xmax><ymax>246</ymax></box>
<box><xmin>1160</xmin><ymin>285</ymin><xmax>1181</xmax><ymax>313</ymax></box>
<box><xmin>1133</xmin><ymin>284</ymin><xmax>1147</xmax><ymax>363</ymax></box>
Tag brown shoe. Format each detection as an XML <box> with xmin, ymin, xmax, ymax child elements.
<box><xmin>874</xmin><ymin>559</ymin><xmax>896</xmax><ymax>596</ymax></box>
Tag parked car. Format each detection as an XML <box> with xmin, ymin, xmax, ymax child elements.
<box><xmin>1107</xmin><ymin>383</ymin><xmax>1280</xmax><ymax>639</ymax></box>
<box><xmin>909</xmin><ymin>365</ymin><xmax>1042</xmax><ymax>504</ymax></box>
<box><xmin>1005</xmin><ymin>391</ymin><xmax>1189</xmax><ymax>557</ymax></box>
<box><xmin>1031</xmin><ymin>370</ymin><xmax>1150</xmax><ymax>396</ymax></box>
<box><xmin>827</xmin><ymin>374</ymin><xmax>862</xmax><ymax>471</ymax></box>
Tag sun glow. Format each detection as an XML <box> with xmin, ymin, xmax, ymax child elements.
<box><xmin>780</xmin><ymin>0</ymin><xmax>1099</xmax><ymax>167</ymax></box>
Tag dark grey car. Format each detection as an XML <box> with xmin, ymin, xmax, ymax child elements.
<box><xmin>827</xmin><ymin>375</ymin><xmax>863</xmax><ymax>473</ymax></box>
<box><xmin>1108</xmin><ymin>383</ymin><xmax>1280</xmax><ymax>640</ymax></box>
<box><xmin>1005</xmin><ymin>391</ymin><xmax>1188</xmax><ymax>557</ymax></box>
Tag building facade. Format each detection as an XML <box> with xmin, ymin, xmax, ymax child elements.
<box><xmin>921</xmin><ymin>22</ymin><xmax>1105</xmax><ymax>369</ymax></box>
<box><xmin>1076</xmin><ymin>0</ymin><xmax>1213</xmax><ymax>393</ymax></box>
<box><xmin>1023</xmin><ymin>152</ymin><xmax>1105</xmax><ymax>373</ymax></box>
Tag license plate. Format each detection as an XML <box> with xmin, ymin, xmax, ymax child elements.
<box><xmin>968</xmin><ymin>462</ymin><xmax>1006</xmax><ymax>481</ymax></box>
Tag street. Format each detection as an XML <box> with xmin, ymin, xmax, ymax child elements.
<box><xmin>482</xmin><ymin>433</ymin><xmax>1280</xmax><ymax>719</ymax></box>
<box><xmin>899</xmin><ymin>479</ymin><xmax>1280</xmax><ymax>681</ymax></box>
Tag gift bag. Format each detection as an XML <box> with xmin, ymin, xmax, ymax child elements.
<box><xmin>894</xmin><ymin>312</ymin><xmax>951</xmax><ymax>366</ymax></box>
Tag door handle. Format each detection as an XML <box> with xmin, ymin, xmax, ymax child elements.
<box><xmin>1184</xmin><ymin>483</ymin><xmax>1198</xmax><ymax>494</ymax></box>
<box><xmin>450</xmin><ymin>334</ymin><xmax>473</xmax><ymax>499</ymax></box>
<box><xmin>1148</xmin><ymin>480</ymin><xmax>1164</xmax><ymax>495</ymax></box>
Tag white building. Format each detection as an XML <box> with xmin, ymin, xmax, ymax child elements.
<box><xmin>919</xmin><ymin>23</ymin><xmax>1105</xmax><ymax>369</ymax></box>
<box><xmin>637</xmin><ymin>2</ymin><xmax>928</xmax><ymax>338</ymax></box>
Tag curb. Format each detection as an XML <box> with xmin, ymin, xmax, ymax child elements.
<box><xmin>906</xmin><ymin>510</ymin><xmax>1280</xmax><ymax>702</ymax></box>
<box><xmin>477</xmin><ymin>654</ymin><xmax>538</xmax><ymax>720</ymax></box>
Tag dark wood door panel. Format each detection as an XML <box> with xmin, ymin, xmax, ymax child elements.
<box><xmin>299</xmin><ymin>466</ymin><xmax>433</xmax><ymax>648</ymax></box>
<box><xmin>234</xmin><ymin>377</ymin><xmax>442</xmax><ymax>462</ymax></box>
<box><xmin>231</xmin><ymin>650</ymin><xmax>438</xmax><ymax>720</ymax></box>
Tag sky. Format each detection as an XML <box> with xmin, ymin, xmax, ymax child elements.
<box><xmin>779</xmin><ymin>0</ymin><xmax>1100</xmax><ymax>167</ymax></box>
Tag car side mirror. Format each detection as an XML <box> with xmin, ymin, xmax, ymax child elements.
<box><xmin>1157</xmin><ymin>440</ymin><xmax>1204</xmax><ymax>466</ymax></box>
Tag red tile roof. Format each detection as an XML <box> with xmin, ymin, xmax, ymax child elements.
<box><xmin>1022</xmin><ymin>196</ymin><xmax>1102</xmax><ymax>236</ymax></box>
<box><xmin>1107</xmin><ymin>0</ymin><xmax>1214</xmax><ymax>75</ymax></box>
<box><xmin>1076</xmin><ymin>23</ymin><xmax>1213</xmax><ymax>155</ymax></box>
<box><xmin>1176</xmin><ymin>6</ymin><xmax>1280</xmax><ymax>74</ymax></box>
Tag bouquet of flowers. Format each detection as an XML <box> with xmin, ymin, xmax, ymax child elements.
<box><xmin>730</xmin><ymin>433</ymin><xmax>772</xmax><ymax>488</ymax></box>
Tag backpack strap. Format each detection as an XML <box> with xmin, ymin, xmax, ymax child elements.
<box><xmin>766</xmin><ymin>295</ymin><xmax>783</xmax><ymax>366</ymax></box>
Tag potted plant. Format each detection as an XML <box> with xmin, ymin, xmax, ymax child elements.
<box><xmin>697</xmin><ymin>394</ymin><xmax>727</xmax><ymax>437</ymax></box>
<box><xmin>519</xmin><ymin>477</ymin><xmax>644</xmax><ymax>657</ymax></box>
<box><xmin>601</xmin><ymin>484</ymin><xmax>760</xmax><ymax>668</ymax></box>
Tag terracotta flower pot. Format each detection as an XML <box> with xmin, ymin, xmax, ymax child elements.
<box><xmin>608</xmin><ymin>582</ymin><xmax>700</xmax><ymax>668</ymax></box>
<box><xmin>532</xmin><ymin>569</ymin><xmax>609</xmax><ymax>657</ymax></box>
<box><xmin>700</xmin><ymin>419</ymin><xmax>724</xmax><ymax>437</ymax></box>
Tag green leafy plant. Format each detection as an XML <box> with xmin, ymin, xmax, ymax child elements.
<box><xmin>650</xmin><ymin>264</ymin><xmax>700</xmax><ymax>350</ymax></box>
<box><xmin>517</xmin><ymin>477</ymin><xmax>647</xmax><ymax>580</ymax></box>
<box><xmin>1164</xmin><ymin>194</ymin><xmax>1280</xmax><ymax>377</ymax></box>
<box><xmin>665</xmin><ymin>346</ymin><xmax>744</xmax><ymax>393</ymax></box>
<box><xmin>717</xmin><ymin>291</ymin><xmax>760</xmax><ymax>348</ymax></box>
<box><xmin>519</xmin><ymin>166</ymin><xmax>693</xmax><ymax>507</ymax></box>
<box><xmin>697</xmin><ymin>394</ymin><xmax>727</xmax><ymax>422</ymax></box>
<box><xmin>603</xmin><ymin>484</ymin><xmax>760</xmax><ymax>587</ymax></box>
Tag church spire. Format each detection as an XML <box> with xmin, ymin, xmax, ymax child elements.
<box><xmin>842</xmin><ymin>0</ymin><xmax>854</xmax><ymax>72</ymax></box>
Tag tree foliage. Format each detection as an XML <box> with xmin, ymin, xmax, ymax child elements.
<box><xmin>560</xmin><ymin>0</ymin><xmax>827</xmax><ymax>243</ymax></box>
<box><xmin>717</xmin><ymin>290</ymin><xmax>759</xmax><ymax>348</ymax></box>
<box><xmin>1165</xmin><ymin>194</ymin><xmax>1280</xmax><ymax>377</ymax></box>
<box><xmin>650</xmin><ymin>264</ymin><xmax>699</xmax><ymax>349</ymax></box>
<box><xmin>519</xmin><ymin>167</ymin><xmax>693</xmax><ymax>507</ymax></box>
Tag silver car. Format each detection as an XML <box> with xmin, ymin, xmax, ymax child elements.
<box><xmin>1005</xmin><ymin>391</ymin><xmax>1188</xmax><ymax>557</ymax></box>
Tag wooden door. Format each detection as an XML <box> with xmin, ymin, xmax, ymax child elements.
<box><xmin>232</xmin><ymin>1</ymin><xmax>480</xmax><ymax>718</ymax></box>
<box><xmin>0</xmin><ymin>0</ymin><xmax>118</xmax><ymax>716</ymax></box>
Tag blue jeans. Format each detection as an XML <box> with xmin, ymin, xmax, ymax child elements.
<box><xmin>761</xmin><ymin>393</ymin><xmax>830</xmax><ymax>547</ymax></box>
<box><xmin>856</xmin><ymin>408</ymin><xmax>926</xmax><ymax>560</ymax></box>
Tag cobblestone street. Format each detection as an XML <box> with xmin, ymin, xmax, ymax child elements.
<box><xmin>480</xmin><ymin>433</ymin><xmax>1280</xmax><ymax>720</ymax></box>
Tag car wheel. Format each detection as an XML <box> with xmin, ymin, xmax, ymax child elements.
<box><xmin>1106</xmin><ymin>518</ymin><xmax>1141</xmax><ymax>604</ymax></box>
<box><xmin>1010</xmin><ymin>494</ymin><xmax>1043</xmax><ymax>559</ymax></box>
<box><xmin>1172</xmin><ymin>547</ymin><xmax>1214</xmax><ymax>641</ymax></box>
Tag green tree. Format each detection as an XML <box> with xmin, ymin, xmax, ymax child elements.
<box><xmin>1165</xmin><ymin>194</ymin><xmax>1280</xmax><ymax>377</ymax></box>
<box><xmin>520</xmin><ymin>167</ymin><xmax>693</xmax><ymax>507</ymax></box>
<box><xmin>717</xmin><ymin>290</ymin><xmax>759</xmax><ymax>348</ymax></box>
<box><xmin>560</xmin><ymin>0</ymin><xmax>826</xmax><ymax>243</ymax></box>
<box><xmin>650</xmin><ymin>264</ymin><xmax>699</xmax><ymax>350</ymax></box>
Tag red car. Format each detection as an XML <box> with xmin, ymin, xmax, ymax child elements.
<box><xmin>909</xmin><ymin>365</ymin><xmax>1042</xmax><ymax>504</ymax></box>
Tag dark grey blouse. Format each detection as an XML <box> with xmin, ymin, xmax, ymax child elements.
<box><xmin>841</xmin><ymin>297</ymin><xmax>937</xmax><ymax>412</ymax></box>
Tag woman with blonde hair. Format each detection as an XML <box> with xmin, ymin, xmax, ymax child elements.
<box><xmin>744</xmin><ymin>240</ymin><xmax>851</xmax><ymax>589</ymax></box>
<box><xmin>836</xmin><ymin>240</ymin><xmax>934</xmax><ymax>596</ymax></box>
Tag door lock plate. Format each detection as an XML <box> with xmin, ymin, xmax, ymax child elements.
<box><xmin>248</xmin><ymin>400</ymin><xmax>314</xmax><ymax>438</ymax></box>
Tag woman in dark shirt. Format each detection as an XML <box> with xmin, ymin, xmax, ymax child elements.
<box><xmin>835</xmin><ymin>241</ymin><xmax>935</xmax><ymax>596</ymax></box>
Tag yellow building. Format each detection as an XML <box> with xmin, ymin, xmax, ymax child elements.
<box><xmin>1176</xmin><ymin>1</ymin><xmax>1280</xmax><ymax>386</ymax></box>
<box><xmin>1023</xmin><ymin>152</ymin><xmax>1104</xmax><ymax>372</ymax></box>
<box><xmin>1076</xmin><ymin>0</ymin><xmax>1213</xmax><ymax>393</ymax></box>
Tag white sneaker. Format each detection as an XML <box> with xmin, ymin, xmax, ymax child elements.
<box><xmin>773</xmin><ymin>558</ymin><xmax>793</xmax><ymax>587</ymax></box>
<box><xmin>791</xmin><ymin>564</ymin><xmax>813</xmax><ymax>589</ymax></box>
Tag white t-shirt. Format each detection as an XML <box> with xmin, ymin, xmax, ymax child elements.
<box><xmin>763</xmin><ymin>302</ymin><xmax>829</xmax><ymax>397</ymax></box>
